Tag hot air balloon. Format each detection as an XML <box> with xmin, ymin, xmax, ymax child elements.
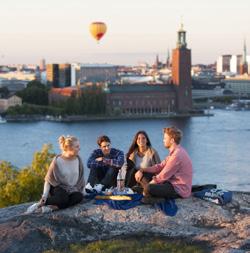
<box><xmin>89</xmin><ymin>22</ymin><xmax>107</xmax><ymax>42</ymax></box>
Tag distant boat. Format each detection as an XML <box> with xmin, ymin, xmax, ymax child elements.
<box><xmin>0</xmin><ymin>116</ymin><xmax>6</xmax><ymax>123</ymax></box>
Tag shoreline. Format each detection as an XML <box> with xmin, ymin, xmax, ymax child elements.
<box><xmin>4</xmin><ymin>112</ymin><xmax>213</xmax><ymax>123</ymax></box>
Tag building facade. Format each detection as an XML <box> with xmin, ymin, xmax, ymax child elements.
<box><xmin>0</xmin><ymin>95</ymin><xmax>22</xmax><ymax>113</ymax></box>
<box><xmin>224</xmin><ymin>78</ymin><xmax>250</xmax><ymax>96</ymax></box>
<box><xmin>59</xmin><ymin>64</ymin><xmax>71</xmax><ymax>87</ymax></box>
<box><xmin>230</xmin><ymin>55</ymin><xmax>242</xmax><ymax>74</ymax></box>
<box><xmin>46</xmin><ymin>64</ymin><xmax>59</xmax><ymax>87</ymax></box>
<box><xmin>217</xmin><ymin>55</ymin><xmax>232</xmax><ymax>73</ymax></box>
<box><xmin>106</xmin><ymin>84</ymin><xmax>176</xmax><ymax>115</ymax></box>
<box><xmin>79</xmin><ymin>64</ymin><xmax>118</xmax><ymax>83</ymax></box>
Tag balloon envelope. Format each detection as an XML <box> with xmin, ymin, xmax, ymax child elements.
<box><xmin>89</xmin><ymin>22</ymin><xmax>107</xmax><ymax>41</ymax></box>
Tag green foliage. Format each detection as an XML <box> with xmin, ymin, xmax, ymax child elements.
<box><xmin>0</xmin><ymin>86</ymin><xmax>9</xmax><ymax>97</ymax></box>
<box><xmin>0</xmin><ymin>144</ymin><xmax>55</xmax><ymax>208</ymax></box>
<box><xmin>212</xmin><ymin>96</ymin><xmax>233</xmax><ymax>104</ymax></box>
<box><xmin>8</xmin><ymin>85</ymin><xmax>106</xmax><ymax>116</ymax></box>
<box><xmin>43</xmin><ymin>238</ymin><xmax>208</xmax><ymax>253</ymax></box>
<box><xmin>16</xmin><ymin>80</ymin><xmax>49</xmax><ymax>105</ymax></box>
<box><xmin>53</xmin><ymin>86</ymin><xmax>107</xmax><ymax>115</ymax></box>
<box><xmin>6</xmin><ymin>103</ymin><xmax>64</xmax><ymax>116</ymax></box>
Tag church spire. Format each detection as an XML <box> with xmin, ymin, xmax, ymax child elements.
<box><xmin>243</xmin><ymin>38</ymin><xmax>247</xmax><ymax>64</ymax></box>
<box><xmin>166</xmin><ymin>49</ymin><xmax>170</xmax><ymax>68</ymax></box>
<box><xmin>177</xmin><ymin>22</ymin><xmax>187</xmax><ymax>49</ymax></box>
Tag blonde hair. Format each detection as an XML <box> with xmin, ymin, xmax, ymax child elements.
<box><xmin>163</xmin><ymin>126</ymin><xmax>182</xmax><ymax>144</ymax></box>
<box><xmin>58</xmin><ymin>135</ymin><xmax>78</xmax><ymax>151</ymax></box>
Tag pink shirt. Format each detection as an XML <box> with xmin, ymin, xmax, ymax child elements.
<box><xmin>145</xmin><ymin>145</ymin><xmax>193</xmax><ymax>198</ymax></box>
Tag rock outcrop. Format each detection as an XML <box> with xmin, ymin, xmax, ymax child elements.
<box><xmin>0</xmin><ymin>192</ymin><xmax>249</xmax><ymax>253</ymax></box>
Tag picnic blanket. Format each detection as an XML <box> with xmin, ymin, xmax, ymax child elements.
<box><xmin>94</xmin><ymin>193</ymin><xmax>178</xmax><ymax>216</ymax></box>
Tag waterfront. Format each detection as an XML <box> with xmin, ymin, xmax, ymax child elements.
<box><xmin>0</xmin><ymin>109</ymin><xmax>250</xmax><ymax>191</ymax></box>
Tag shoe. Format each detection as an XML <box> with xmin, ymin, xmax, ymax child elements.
<box><xmin>141</xmin><ymin>197</ymin><xmax>166</xmax><ymax>205</ymax></box>
<box><xmin>93</xmin><ymin>184</ymin><xmax>104</xmax><ymax>193</ymax></box>
<box><xmin>41</xmin><ymin>206</ymin><xmax>54</xmax><ymax>213</ymax></box>
<box><xmin>125</xmin><ymin>188</ymin><xmax>134</xmax><ymax>194</ymax></box>
<box><xmin>132</xmin><ymin>184</ymin><xmax>143</xmax><ymax>194</ymax></box>
<box><xmin>85</xmin><ymin>182</ymin><xmax>95</xmax><ymax>193</ymax></box>
<box><xmin>25</xmin><ymin>203</ymin><xmax>40</xmax><ymax>214</ymax></box>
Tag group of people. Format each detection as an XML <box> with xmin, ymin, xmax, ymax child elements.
<box><xmin>38</xmin><ymin>126</ymin><xmax>193</xmax><ymax>212</ymax></box>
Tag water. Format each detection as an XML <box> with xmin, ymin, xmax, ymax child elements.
<box><xmin>0</xmin><ymin>110</ymin><xmax>249</xmax><ymax>191</ymax></box>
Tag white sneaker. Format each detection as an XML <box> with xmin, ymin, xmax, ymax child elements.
<box><xmin>85</xmin><ymin>182</ymin><xmax>94</xmax><ymax>193</ymax></box>
<box><xmin>25</xmin><ymin>203</ymin><xmax>40</xmax><ymax>214</ymax></box>
<box><xmin>125</xmin><ymin>188</ymin><xmax>134</xmax><ymax>194</ymax></box>
<box><xmin>93</xmin><ymin>184</ymin><xmax>104</xmax><ymax>193</ymax></box>
<box><xmin>41</xmin><ymin>206</ymin><xmax>53</xmax><ymax>213</ymax></box>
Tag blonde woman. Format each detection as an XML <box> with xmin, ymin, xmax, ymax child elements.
<box><xmin>39</xmin><ymin>135</ymin><xmax>85</xmax><ymax>212</ymax></box>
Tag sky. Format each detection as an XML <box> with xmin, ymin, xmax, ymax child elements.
<box><xmin>0</xmin><ymin>0</ymin><xmax>250</xmax><ymax>66</ymax></box>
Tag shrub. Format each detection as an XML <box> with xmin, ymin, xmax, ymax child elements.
<box><xmin>0</xmin><ymin>144</ymin><xmax>55</xmax><ymax>208</ymax></box>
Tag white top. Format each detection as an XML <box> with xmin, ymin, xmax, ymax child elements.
<box><xmin>56</xmin><ymin>156</ymin><xmax>79</xmax><ymax>186</ymax></box>
<box><xmin>135</xmin><ymin>155</ymin><xmax>144</xmax><ymax>168</ymax></box>
<box><xmin>42</xmin><ymin>157</ymin><xmax>79</xmax><ymax>198</ymax></box>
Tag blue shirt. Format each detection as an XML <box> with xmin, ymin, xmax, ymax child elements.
<box><xmin>87</xmin><ymin>148</ymin><xmax>124</xmax><ymax>170</ymax></box>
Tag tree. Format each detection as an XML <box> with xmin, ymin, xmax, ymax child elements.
<box><xmin>0</xmin><ymin>86</ymin><xmax>9</xmax><ymax>98</ymax></box>
<box><xmin>0</xmin><ymin>144</ymin><xmax>55</xmax><ymax>207</ymax></box>
<box><xmin>16</xmin><ymin>80</ymin><xmax>49</xmax><ymax>105</ymax></box>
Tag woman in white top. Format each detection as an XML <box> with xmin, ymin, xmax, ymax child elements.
<box><xmin>39</xmin><ymin>135</ymin><xmax>85</xmax><ymax>211</ymax></box>
<box><xmin>119</xmin><ymin>131</ymin><xmax>161</xmax><ymax>188</ymax></box>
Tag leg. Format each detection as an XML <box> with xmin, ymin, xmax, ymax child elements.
<box><xmin>101</xmin><ymin>167</ymin><xmax>119</xmax><ymax>188</ymax></box>
<box><xmin>87</xmin><ymin>167</ymin><xmax>106</xmax><ymax>187</ymax></box>
<box><xmin>125</xmin><ymin>166</ymin><xmax>137</xmax><ymax>188</ymax></box>
<box><xmin>45</xmin><ymin>186</ymin><xmax>69</xmax><ymax>209</ymax></box>
<box><xmin>138</xmin><ymin>177</ymin><xmax>151</xmax><ymax>197</ymax></box>
<box><xmin>148</xmin><ymin>182</ymin><xmax>180</xmax><ymax>199</ymax></box>
<box><xmin>68</xmin><ymin>192</ymin><xmax>83</xmax><ymax>207</ymax></box>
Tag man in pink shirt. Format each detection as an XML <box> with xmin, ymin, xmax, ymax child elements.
<box><xmin>135</xmin><ymin>126</ymin><xmax>192</xmax><ymax>203</ymax></box>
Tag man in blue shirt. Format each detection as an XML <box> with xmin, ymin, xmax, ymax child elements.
<box><xmin>86</xmin><ymin>135</ymin><xmax>124</xmax><ymax>192</ymax></box>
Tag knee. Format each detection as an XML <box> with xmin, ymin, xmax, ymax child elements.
<box><xmin>147</xmin><ymin>184</ymin><xmax>154</xmax><ymax>195</ymax></box>
<box><xmin>54</xmin><ymin>187</ymin><xmax>69</xmax><ymax>205</ymax></box>
<box><xmin>74</xmin><ymin>192</ymin><xmax>83</xmax><ymax>204</ymax></box>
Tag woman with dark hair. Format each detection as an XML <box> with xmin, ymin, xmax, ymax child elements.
<box><xmin>119</xmin><ymin>131</ymin><xmax>161</xmax><ymax>188</ymax></box>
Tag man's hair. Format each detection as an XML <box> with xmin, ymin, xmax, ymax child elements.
<box><xmin>163</xmin><ymin>126</ymin><xmax>182</xmax><ymax>144</ymax></box>
<box><xmin>97</xmin><ymin>135</ymin><xmax>111</xmax><ymax>146</ymax></box>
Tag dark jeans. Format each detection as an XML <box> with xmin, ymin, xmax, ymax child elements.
<box><xmin>46</xmin><ymin>186</ymin><xmax>83</xmax><ymax>209</ymax></box>
<box><xmin>140</xmin><ymin>176</ymin><xmax>180</xmax><ymax>199</ymax></box>
<box><xmin>87</xmin><ymin>166</ymin><xmax>119</xmax><ymax>188</ymax></box>
<box><xmin>125</xmin><ymin>159</ymin><xmax>153</xmax><ymax>188</ymax></box>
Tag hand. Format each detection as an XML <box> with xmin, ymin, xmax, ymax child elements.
<box><xmin>149</xmin><ymin>179</ymin><xmax>156</xmax><ymax>184</ymax></box>
<box><xmin>39</xmin><ymin>196</ymin><xmax>47</xmax><ymax>207</ymax></box>
<box><xmin>95</xmin><ymin>157</ymin><xmax>103</xmax><ymax>162</ymax></box>
<box><xmin>117</xmin><ymin>179</ymin><xmax>125</xmax><ymax>191</ymax></box>
<box><xmin>120</xmin><ymin>180</ymin><xmax>125</xmax><ymax>189</ymax></box>
<box><xmin>135</xmin><ymin>170</ymin><xmax>143</xmax><ymax>182</ymax></box>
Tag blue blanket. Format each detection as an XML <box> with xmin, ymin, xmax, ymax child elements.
<box><xmin>94</xmin><ymin>193</ymin><xmax>178</xmax><ymax>216</ymax></box>
<box><xmin>193</xmin><ymin>188</ymin><xmax>232</xmax><ymax>205</ymax></box>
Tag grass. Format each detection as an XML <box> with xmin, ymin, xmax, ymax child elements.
<box><xmin>44</xmin><ymin>236</ymin><xmax>211</xmax><ymax>253</ymax></box>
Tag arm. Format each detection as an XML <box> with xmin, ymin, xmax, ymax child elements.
<box><xmin>42</xmin><ymin>181</ymin><xmax>50</xmax><ymax>199</ymax></box>
<box><xmin>103</xmin><ymin>149</ymin><xmax>124</xmax><ymax>168</ymax></box>
<box><xmin>153</xmin><ymin>153</ymin><xmax>180</xmax><ymax>184</ymax></box>
<box><xmin>117</xmin><ymin>158</ymin><xmax>127</xmax><ymax>180</ymax></box>
<box><xmin>87</xmin><ymin>149</ymin><xmax>104</xmax><ymax>169</ymax></box>
<box><xmin>142</xmin><ymin>159</ymin><xmax>166</xmax><ymax>174</ymax></box>
<box><xmin>152</xmin><ymin>151</ymin><xmax>161</xmax><ymax>164</ymax></box>
<box><xmin>39</xmin><ymin>181</ymin><xmax>50</xmax><ymax>206</ymax></box>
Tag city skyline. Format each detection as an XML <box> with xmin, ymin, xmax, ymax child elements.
<box><xmin>1</xmin><ymin>0</ymin><xmax>250</xmax><ymax>66</ymax></box>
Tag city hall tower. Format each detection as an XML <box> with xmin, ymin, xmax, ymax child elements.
<box><xmin>172</xmin><ymin>23</ymin><xmax>192</xmax><ymax>112</ymax></box>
